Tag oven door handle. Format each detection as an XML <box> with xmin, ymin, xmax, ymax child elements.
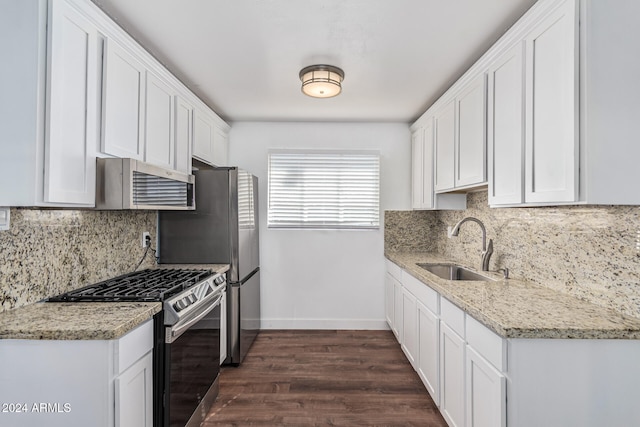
<box><xmin>166</xmin><ymin>291</ymin><xmax>223</xmax><ymax>344</ymax></box>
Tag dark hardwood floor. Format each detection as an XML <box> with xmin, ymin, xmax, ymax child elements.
<box><xmin>203</xmin><ymin>330</ymin><xmax>447</xmax><ymax>426</ymax></box>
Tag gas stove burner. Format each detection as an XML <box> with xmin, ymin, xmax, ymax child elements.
<box><xmin>48</xmin><ymin>268</ymin><xmax>215</xmax><ymax>302</ymax></box>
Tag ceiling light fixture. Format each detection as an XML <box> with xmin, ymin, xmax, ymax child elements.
<box><xmin>299</xmin><ymin>64</ymin><xmax>345</xmax><ymax>98</ymax></box>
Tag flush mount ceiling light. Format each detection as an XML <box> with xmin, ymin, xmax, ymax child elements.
<box><xmin>299</xmin><ymin>65</ymin><xmax>345</xmax><ymax>98</ymax></box>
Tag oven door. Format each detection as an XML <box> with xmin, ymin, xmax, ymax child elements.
<box><xmin>164</xmin><ymin>291</ymin><xmax>222</xmax><ymax>427</ymax></box>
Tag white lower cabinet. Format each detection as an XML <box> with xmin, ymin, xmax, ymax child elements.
<box><xmin>0</xmin><ymin>319</ymin><xmax>153</xmax><ymax>427</ymax></box>
<box><xmin>465</xmin><ymin>347</ymin><xmax>505</xmax><ymax>427</ymax></box>
<box><xmin>386</xmin><ymin>260</ymin><xmax>403</xmax><ymax>341</ymax></box>
<box><xmin>417</xmin><ymin>300</ymin><xmax>440</xmax><ymax>405</ymax></box>
<box><xmin>385</xmin><ymin>261</ymin><xmax>506</xmax><ymax>427</ymax></box>
<box><xmin>385</xmin><ymin>259</ymin><xmax>640</xmax><ymax>427</ymax></box>
<box><xmin>440</xmin><ymin>321</ymin><xmax>466</xmax><ymax>427</ymax></box>
<box><xmin>392</xmin><ymin>274</ymin><xmax>403</xmax><ymax>341</ymax></box>
<box><xmin>115</xmin><ymin>351</ymin><xmax>153</xmax><ymax>427</ymax></box>
<box><xmin>384</xmin><ymin>272</ymin><xmax>395</xmax><ymax>329</ymax></box>
<box><xmin>401</xmin><ymin>287</ymin><xmax>418</xmax><ymax>367</ymax></box>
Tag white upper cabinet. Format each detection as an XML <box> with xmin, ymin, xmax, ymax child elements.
<box><xmin>524</xmin><ymin>0</ymin><xmax>578</xmax><ymax>204</ymax></box>
<box><xmin>0</xmin><ymin>0</ymin><xmax>99</xmax><ymax>207</ymax></box>
<box><xmin>412</xmin><ymin>121</ymin><xmax>466</xmax><ymax>210</ymax></box>
<box><xmin>412</xmin><ymin>126</ymin><xmax>433</xmax><ymax>209</ymax></box>
<box><xmin>488</xmin><ymin>43</ymin><xmax>525</xmax><ymax>206</ymax></box>
<box><xmin>45</xmin><ymin>0</ymin><xmax>99</xmax><ymax>205</ymax></box>
<box><xmin>455</xmin><ymin>74</ymin><xmax>487</xmax><ymax>189</ymax></box>
<box><xmin>193</xmin><ymin>106</ymin><xmax>215</xmax><ymax>164</ymax></box>
<box><xmin>213</xmin><ymin>125</ymin><xmax>230</xmax><ymax>167</ymax></box>
<box><xmin>1</xmin><ymin>0</ymin><xmax>229</xmax><ymax>208</ymax></box>
<box><xmin>416</xmin><ymin>0</ymin><xmax>640</xmax><ymax>206</ymax></box>
<box><xmin>193</xmin><ymin>107</ymin><xmax>230</xmax><ymax>167</ymax></box>
<box><xmin>174</xmin><ymin>95</ymin><xmax>194</xmax><ymax>174</ymax></box>
<box><xmin>434</xmin><ymin>99</ymin><xmax>456</xmax><ymax>192</ymax></box>
<box><xmin>144</xmin><ymin>71</ymin><xmax>175</xmax><ymax>170</ymax></box>
<box><xmin>432</xmin><ymin>74</ymin><xmax>487</xmax><ymax>194</ymax></box>
<box><xmin>101</xmin><ymin>39</ymin><xmax>146</xmax><ymax>160</ymax></box>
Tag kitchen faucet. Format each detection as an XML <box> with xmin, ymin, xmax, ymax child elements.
<box><xmin>448</xmin><ymin>217</ymin><xmax>493</xmax><ymax>271</ymax></box>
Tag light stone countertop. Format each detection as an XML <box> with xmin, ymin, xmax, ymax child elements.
<box><xmin>386</xmin><ymin>251</ymin><xmax>640</xmax><ymax>340</ymax></box>
<box><xmin>0</xmin><ymin>264</ymin><xmax>230</xmax><ymax>340</ymax></box>
<box><xmin>0</xmin><ymin>302</ymin><xmax>161</xmax><ymax>340</ymax></box>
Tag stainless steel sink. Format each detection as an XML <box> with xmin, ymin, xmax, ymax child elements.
<box><xmin>416</xmin><ymin>263</ymin><xmax>496</xmax><ymax>281</ymax></box>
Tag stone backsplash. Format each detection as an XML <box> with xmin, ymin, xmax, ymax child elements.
<box><xmin>384</xmin><ymin>210</ymin><xmax>438</xmax><ymax>253</ymax></box>
<box><xmin>0</xmin><ymin>208</ymin><xmax>157</xmax><ymax>313</ymax></box>
<box><xmin>385</xmin><ymin>192</ymin><xmax>640</xmax><ymax>319</ymax></box>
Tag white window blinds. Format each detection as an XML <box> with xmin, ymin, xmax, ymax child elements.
<box><xmin>268</xmin><ymin>150</ymin><xmax>380</xmax><ymax>229</ymax></box>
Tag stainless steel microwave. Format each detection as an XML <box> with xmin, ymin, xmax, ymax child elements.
<box><xmin>95</xmin><ymin>158</ymin><xmax>195</xmax><ymax>210</ymax></box>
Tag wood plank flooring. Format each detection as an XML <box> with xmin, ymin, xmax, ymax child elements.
<box><xmin>203</xmin><ymin>330</ymin><xmax>447</xmax><ymax>426</ymax></box>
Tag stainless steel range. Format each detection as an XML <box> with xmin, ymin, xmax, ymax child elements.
<box><xmin>49</xmin><ymin>268</ymin><xmax>226</xmax><ymax>427</ymax></box>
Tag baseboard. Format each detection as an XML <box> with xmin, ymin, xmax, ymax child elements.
<box><xmin>260</xmin><ymin>318</ymin><xmax>390</xmax><ymax>330</ymax></box>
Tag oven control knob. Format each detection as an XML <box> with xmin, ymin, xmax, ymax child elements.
<box><xmin>214</xmin><ymin>276</ymin><xmax>225</xmax><ymax>285</ymax></box>
<box><xmin>175</xmin><ymin>298</ymin><xmax>190</xmax><ymax>311</ymax></box>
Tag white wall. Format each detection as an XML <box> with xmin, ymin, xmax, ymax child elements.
<box><xmin>229</xmin><ymin>122</ymin><xmax>411</xmax><ymax>329</ymax></box>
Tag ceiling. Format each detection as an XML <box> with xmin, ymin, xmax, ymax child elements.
<box><xmin>91</xmin><ymin>0</ymin><xmax>538</xmax><ymax>123</ymax></box>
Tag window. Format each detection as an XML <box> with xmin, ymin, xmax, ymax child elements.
<box><xmin>268</xmin><ymin>150</ymin><xmax>380</xmax><ymax>229</ymax></box>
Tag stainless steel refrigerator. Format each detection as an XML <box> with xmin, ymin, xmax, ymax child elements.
<box><xmin>158</xmin><ymin>167</ymin><xmax>260</xmax><ymax>365</ymax></box>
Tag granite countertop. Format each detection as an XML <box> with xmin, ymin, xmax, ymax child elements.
<box><xmin>0</xmin><ymin>302</ymin><xmax>161</xmax><ymax>340</ymax></box>
<box><xmin>386</xmin><ymin>251</ymin><xmax>640</xmax><ymax>340</ymax></box>
<box><xmin>0</xmin><ymin>264</ymin><xmax>230</xmax><ymax>340</ymax></box>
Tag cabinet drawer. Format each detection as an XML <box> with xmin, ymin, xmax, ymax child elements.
<box><xmin>385</xmin><ymin>259</ymin><xmax>402</xmax><ymax>281</ymax></box>
<box><xmin>440</xmin><ymin>298</ymin><xmax>465</xmax><ymax>338</ymax></box>
<box><xmin>401</xmin><ymin>270</ymin><xmax>439</xmax><ymax>314</ymax></box>
<box><xmin>115</xmin><ymin>319</ymin><xmax>153</xmax><ymax>374</ymax></box>
<box><xmin>466</xmin><ymin>315</ymin><xmax>505</xmax><ymax>371</ymax></box>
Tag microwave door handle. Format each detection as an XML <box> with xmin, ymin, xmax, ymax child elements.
<box><xmin>166</xmin><ymin>292</ymin><xmax>223</xmax><ymax>344</ymax></box>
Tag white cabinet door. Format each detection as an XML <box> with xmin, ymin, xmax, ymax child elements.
<box><xmin>44</xmin><ymin>0</ymin><xmax>98</xmax><ymax>205</ymax></box>
<box><xmin>115</xmin><ymin>351</ymin><xmax>153</xmax><ymax>427</ymax></box>
<box><xmin>401</xmin><ymin>287</ymin><xmax>418</xmax><ymax>368</ymax></box>
<box><xmin>488</xmin><ymin>42</ymin><xmax>525</xmax><ymax>206</ymax></box>
<box><xmin>524</xmin><ymin>0</ymin><xmax>578</xmax><ymax>203</ymax></box>
<box><xmin>144</xmin><ymin>72</ymin><xmax>174</xmax><ymax>169</ymax></box>
<box><xmin>411</xmin><ymin>128</ymin><xmax>424</xmax><ymax>209</ymax></box>
<box><xmin>193</xmin><ymin>107</ymin><xmax>215</xmax><ymax>164</ymax></box>
<box><xmin>174</xmin><ymin>95</ymin><xmax>193</xmax><ymax>174</ymax></box>
<box><xmin>417</xmin><ymin>300</ymin><xmax>440</xmax><ymax>405</ymax></box>
<box><xmin>455</xmin><ymin>74</ymin><xmax>487</xmax><ymax>188</ymax></box>
<box><xmin>411</xmin><ymin>123</ymin><xmax>435</xmax><ymax>210</ymax></box>
<box><xmin>440</xmin><ymin>322</ymin><xmax>465</xmax><ymax>427</ymax></box>
<box><xmin>102</xmin><ymin>38</ymin><xmax>146</xmax><ymax>160</ymax></box>
<box><xmin>466</xmin><ymin>346</ymin><xmax>506</xmax><ymax>427</ymax></box>
<box><xmin>434</xmin><ymin>99</ymin><xmax>456</xmax><ymax>192</ymax></box>
<box><xmin>213</xmin><ymin>125</ymin><xmax>229</xmax><ymax>166</ymax></box>
<box><xmin>392</xmin><ymin>274</ymin><xmax>403</xmax><ymax>342</ymax></box>
<box><xmin>384</xmin><ymin>272</ymin><xmax>395</xmax><ymax>329</ymax></box>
